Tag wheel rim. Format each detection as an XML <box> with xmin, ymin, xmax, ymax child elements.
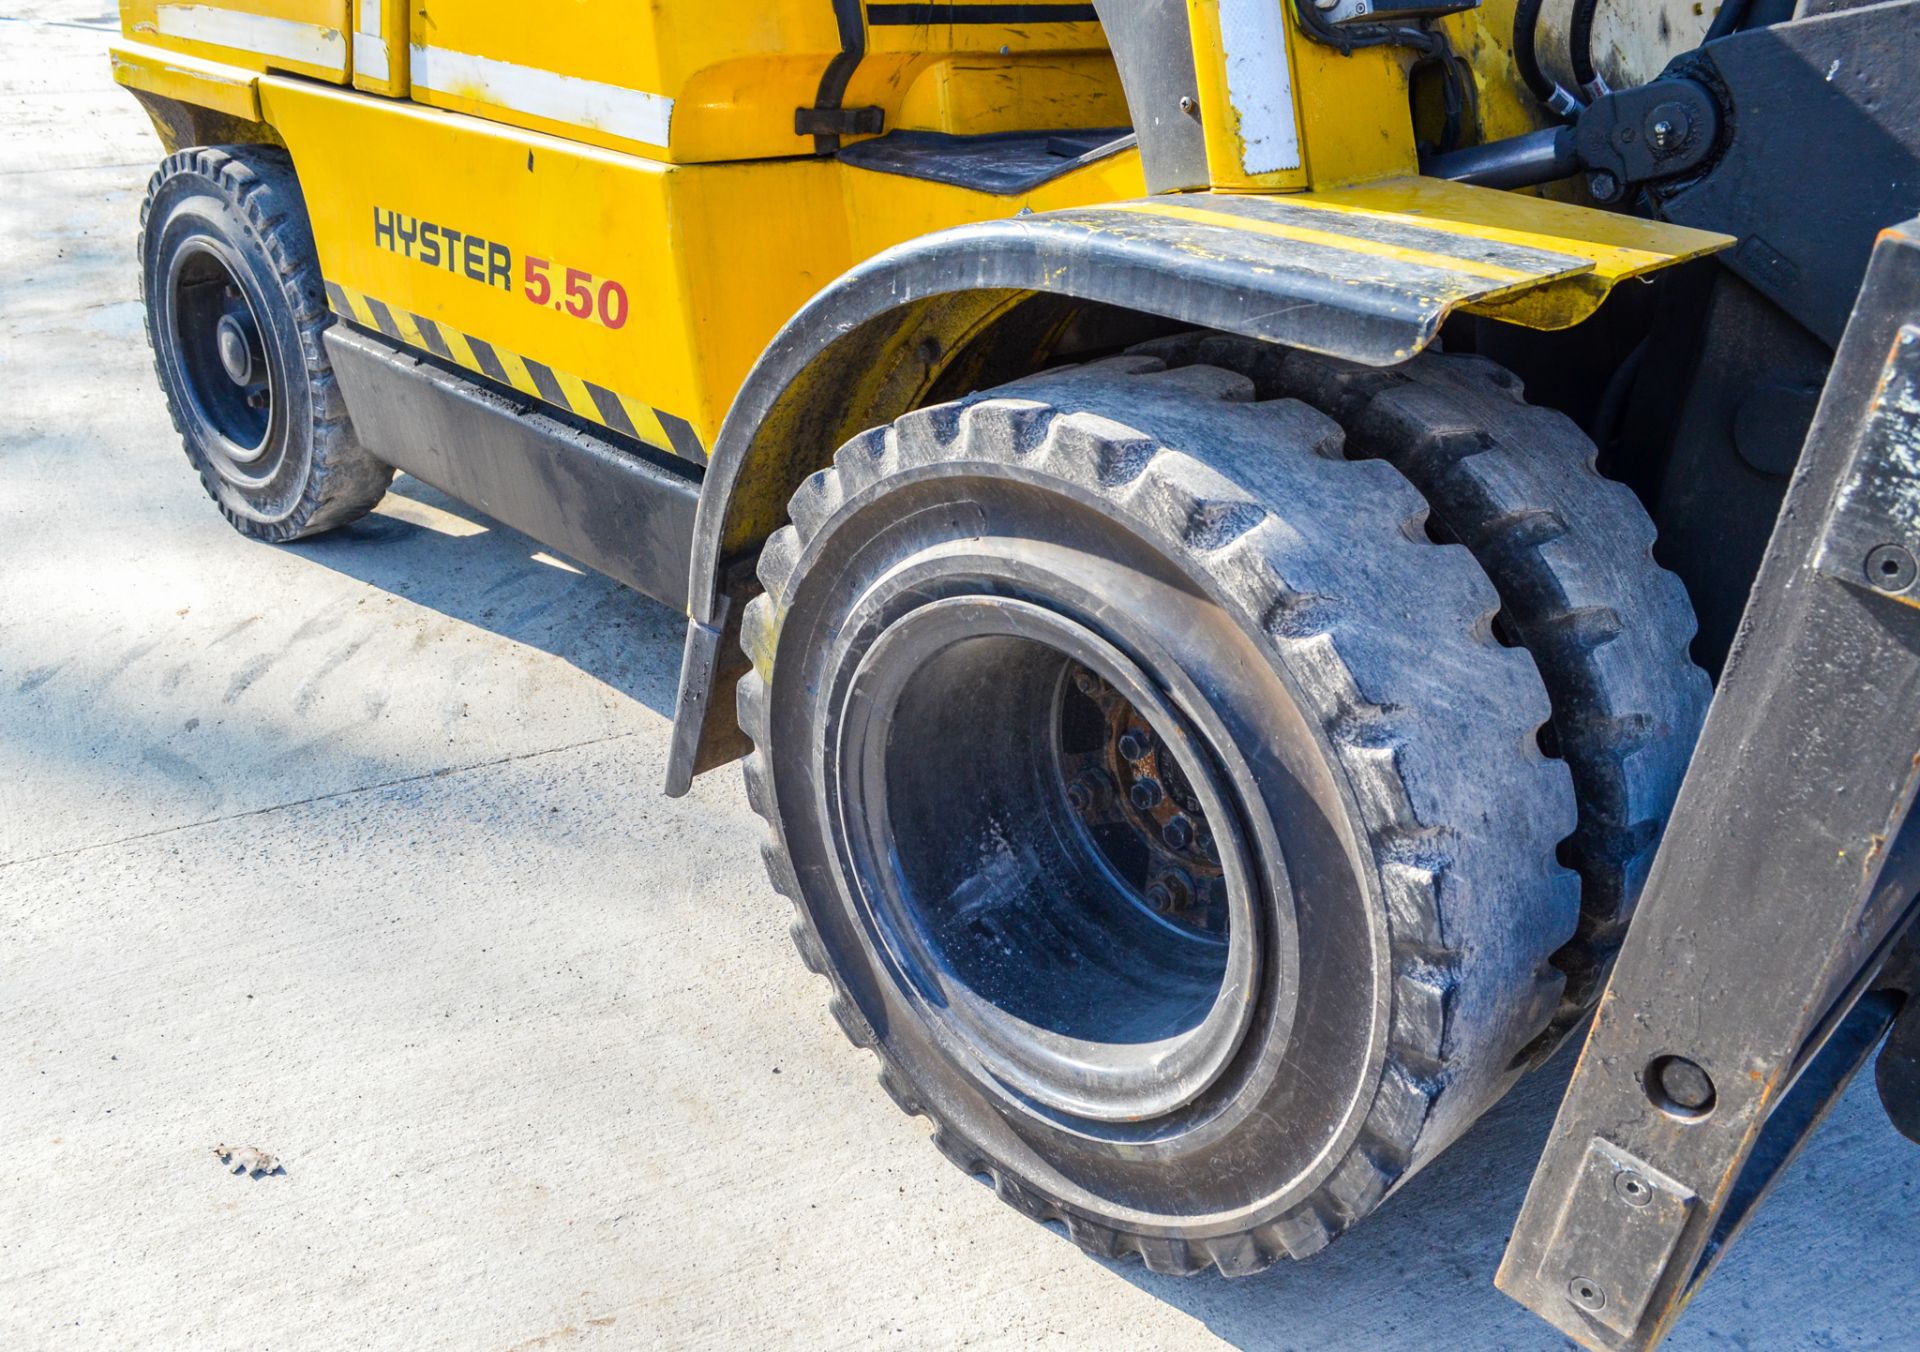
<box><xmin>166</xmin><ymin>240</ymin><xmax>276</xmax><ymax>479</ymax></box>
<box><xmin>834</xmin><ymin>595</ymin><xmax>1265</xmax><ymax>1124</ymax></box>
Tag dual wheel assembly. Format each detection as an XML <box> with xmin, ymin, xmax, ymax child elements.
<box><xmin>741</xmin><ymin>339</ymin><xmax>1709</xmax><ymax>1272</ymax></box>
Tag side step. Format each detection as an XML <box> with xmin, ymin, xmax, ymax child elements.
<box><xmin>325</xmin><ymin>325</ymin><xmax>701</xmax><ymax>612</ymax></box>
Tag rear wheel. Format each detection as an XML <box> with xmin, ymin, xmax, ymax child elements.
<box><xmin>140</xmin><ymin>145</ymin><xmax>391</xmax><ymax>541</ymax></box>
<box><xmin>739</xmin><ymin>356</ymin><xmax>1579</xmax><ymax>1272</ymax></box>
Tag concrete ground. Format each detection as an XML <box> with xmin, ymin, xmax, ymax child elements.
<box><xmin>3</xmin><ymin>8</ymin><xmax>1917</xmax><ymax>1349</ymax></box>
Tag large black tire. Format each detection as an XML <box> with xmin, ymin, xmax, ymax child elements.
<box><xmin>1134</xmin><ymin>335</ymin><xmax>1710</xmax><ymax>1042</ymax></box>
<box><xmin>140</xmin><ymin>145</ymin><xmax>391</xmax><ymax>541</ymax></box>
<box><xmin>739</xmin><ymin>355</ymin><xmax>1580</xmax><ymax>1273</ymax></box>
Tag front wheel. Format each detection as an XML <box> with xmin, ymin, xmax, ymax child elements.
<box><xmin>738</xmin><ymin>356</ymin><xmax>1579</xmax><ymax>1273</ymax></box>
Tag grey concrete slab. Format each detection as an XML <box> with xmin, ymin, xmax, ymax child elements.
<box><xmin>2</xmin><ymin>8</ymin><xmax>1917</xmax><ymax>1350</ymax></box>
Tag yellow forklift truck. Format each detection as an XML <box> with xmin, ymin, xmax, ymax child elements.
<box><xmin>108</xmin><ymin>2</ymin><xmax>1920</xmax><ymax>1346</ymax></box>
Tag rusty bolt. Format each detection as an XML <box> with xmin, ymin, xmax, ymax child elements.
<box><xmin>1118</xmin><ymin>729</ymin><xmax>1154</xmax><ymax>764</ymax></box>
<box><xmin>1129</xmin><ymin>776</ymin><xmax>1165</xmax><ymax>811</ymax></box>
<box><xmin>1066</xmin><ymin>769</ymin><xmax>1110</xmax><ymax>816</ymax></box>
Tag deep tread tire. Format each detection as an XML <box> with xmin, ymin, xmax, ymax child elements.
<box><xmin>140</xmin><ymin>145</ymin><xmax>391</xmax><ymax>541</ymax></box>
<box><xmin>738</xmin><ymin>356</ymin><xmax>1580</xmax><ymax>1273</ymax></box>
<box><xmin>1134</xmin><ymin>335</ymin><xmax>1710</xmax><ymax>1039</ymax></box>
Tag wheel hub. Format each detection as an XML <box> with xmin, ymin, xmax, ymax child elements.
<box><xmin>167</xmin><ymin>244</ymin><xmax>274</xmax><ymax>468</ymax></box>
<box><xmin>215</xmin><ymin>311</ymin><xmax>259</xmax><ymax>386</ymax></box>
<box><xmin>1058</xmin><ymin>667</ymin><xmax>1228</xmax><ymax>936</ymax></box>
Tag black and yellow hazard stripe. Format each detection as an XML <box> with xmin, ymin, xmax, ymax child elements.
<box><xmin>324</xmin><ymin>281</ymin><xmax>706</xmax><ymax>465</ymax></box>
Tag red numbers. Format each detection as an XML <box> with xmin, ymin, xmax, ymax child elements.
<box><xmin>523</xmin><ymin>253</ymin><xmax>629</xmax><ymax>330</ymax></box>
<box><xmin>523</xmin><ymin>255</ymin><xmax>551</xmax><ymax>305</ymax></box>
<box><xmin>563</xmin><ymin>267</ymin><xmax>594</xmax><ymax>319</ymax></box>
<box><xmin>599</xmin><ymin>279</ymin><xmax>629</xmax><ymax>330</ymax></box>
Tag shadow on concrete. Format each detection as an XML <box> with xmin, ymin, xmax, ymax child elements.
<box><xmin>1079</xmin><ymin>1049</ymin><xmax>1578</xmax><ymax>1352</ymax></box>
<box><xmin>287</xmin><ymin>475</ymin><xmax>687</xmax><ymax>721</ymax></box>
<box><xmin>1071</xmin><ymin>1039</ymin><xmax>1920</xmax><ymax>1352</ymax></box>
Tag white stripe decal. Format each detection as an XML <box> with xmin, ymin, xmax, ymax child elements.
<box><xmin>353</xmin><ymin>32</ymin><xmax>389</xmax><ymax>82</ymax></box>
<box><xmin>356</xmin><ymin>0</ymin><xmax>382</xmax><ymax>36</ymax></box>
<box><xmin>155</xmin><ymin>5</ymin><xmax>346</xmax><ymax>74</ymax></box>
<box><xmin>1216</xmin><ymin>0</ymin><xmax>1301</xmax><ymax>175</ymax></box>
<box><xmin>410</xmin><ymin>44</ymin><xmax>673</xmax><ymax>147</ymax></box>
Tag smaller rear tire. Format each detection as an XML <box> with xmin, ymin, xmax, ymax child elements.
<box><xmin>140</xmin><ymin>145</ymin><xmax>391</xmax><ymax>541</ymax></box>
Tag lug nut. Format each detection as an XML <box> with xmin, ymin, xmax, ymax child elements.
<box><xmin>1161</xmin><ymin>814</ymin><xmax>1193</xmax><ymax>850</ymax></box>
<box><xmin>1117</xmin><ymin>728</ymin><xmax>1153</xmax><ymax>764</ymax></box>
<box><xmin>1065</xmin><ymin>768</ymin><xmax>1111</xmax><ymax>816</ymax></box>
<box><xmin>1145</xmin><ymin>869</ymin><xmax>1193</xmax><ymax>915</ymax></box>
<box><xmin>1129</xmin><ymin>776</ymin><xmax>1164</xmax><ymax>811</ymax></box>
<box><xmin>1073</xmin><ymin>670</ymin><xmax>1098</xmax><ymax>695</ymax></box>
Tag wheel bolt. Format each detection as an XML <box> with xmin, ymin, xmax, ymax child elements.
<box><xmin>1117</xmin><ymin>728</ymin><xmax>1153</xmax><ymax>763</ymax></box>
<box><xmin>1073</xmin><ymin>670</ymin><xmax>1098</xmax><ymax>695</ymax></box>
<box><xmin>1145</xmin><ymin>869</ymin><xmax>1193</xmax><ymax>915</ymax></box>
<box><xmin>1065</xmin><ymin>768</ymin><xmax>1111</xmax><ymax>817</ymax></box>
<box><xmin>1129</xmin><ymin>776</ymin><xmax>1164</xmax><ymax>810</ymax></box>
<box><xmin>1161</xmin><ymin>814</ymin><xmax>1193</xmax><ymax>850</ymax></box>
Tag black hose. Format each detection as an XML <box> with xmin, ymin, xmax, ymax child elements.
<box><xmin>1568</xmin><ymin>0</ymin><xmax>1610</xmax><ymax>99</ymax></box>
<box><xmin>1514</xmin><ymin>0</ymin><xmax>1582</xmax><ymax>119</ymax></box>
<box><xmin>1702</xmin><ymin>0</ymin><xmax>1751</xmax><ymax>40</ymax></box>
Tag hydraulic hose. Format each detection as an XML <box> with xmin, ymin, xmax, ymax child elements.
<box><xmin>1702</xmin><ymin>0</ymin><xmax>1751</xmax><ymax>40</ymax></box>
<box><xmin>1514</xmin><ymin>0</ymin><xmax>1583</xmax><ymax>119</ymax></box>
<box><xmin>1568</xmin><ymin>0</ymin><xmax>1611</xmax><ymax>100</ymax></box>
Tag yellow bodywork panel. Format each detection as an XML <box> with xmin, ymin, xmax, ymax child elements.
<box><xmin>111</xmin><ymin>37</ymin><xmax>262</xmax><ymax>121</ymax></box>
<box><xmin>240</xmin><ymin>65</ymin><xmax>1146</xmax><ymax>457</ymax></box>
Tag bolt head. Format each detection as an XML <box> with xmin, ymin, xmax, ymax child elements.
<box><xmin>1588</xmin><ymin>170</ymin><xmax>1622</xmax><ymax>201</ymax></box>
<box><xmin>1568</xmin><ymin>1276</ymin><xmax>1608</xmax><ymax>1312</ymax></box>
<box><xmin>1177</xmin><ymin>95</ymin><xmax>1198</xmax><ymax>116</ymax></box>
<box><xmin>1651</xmin><ymin>1055</ymin><xmax>1717</xmax><ymax>1114</ymax></box>
<box><xmin>1649</xmin><ymin>118</ymin><xmax>1677</xmax><ymax>149</ymax></box>
<box><xmin>1866</xmin><ymin>543</ymin><xmax>1917</xmax><ymax>593</ymax></box>
<box><xmin>1614</xmin><ymin>1170</ymin><xmax>1653</xmax><ymax>1207</ymax></box>
<box><xmin>1161</xmin><ymin>815</ymin><xmax>1193</xmax><ymax>850</ymax></box>
<box><xmin>1129</xmin><ymin>776</ymin><xmax>1164</xmax><ymax>811</ymax></box>
<box><xmin>1117</xmin><ymin>729</ymin><xmax>1153</xmax><ymax>764</ymax></box>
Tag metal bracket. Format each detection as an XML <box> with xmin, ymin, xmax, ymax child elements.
<box><xmin>1812</xmin><ymin>324</ymin><xmax>1920</xmax><ymax>602</ymax></box>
